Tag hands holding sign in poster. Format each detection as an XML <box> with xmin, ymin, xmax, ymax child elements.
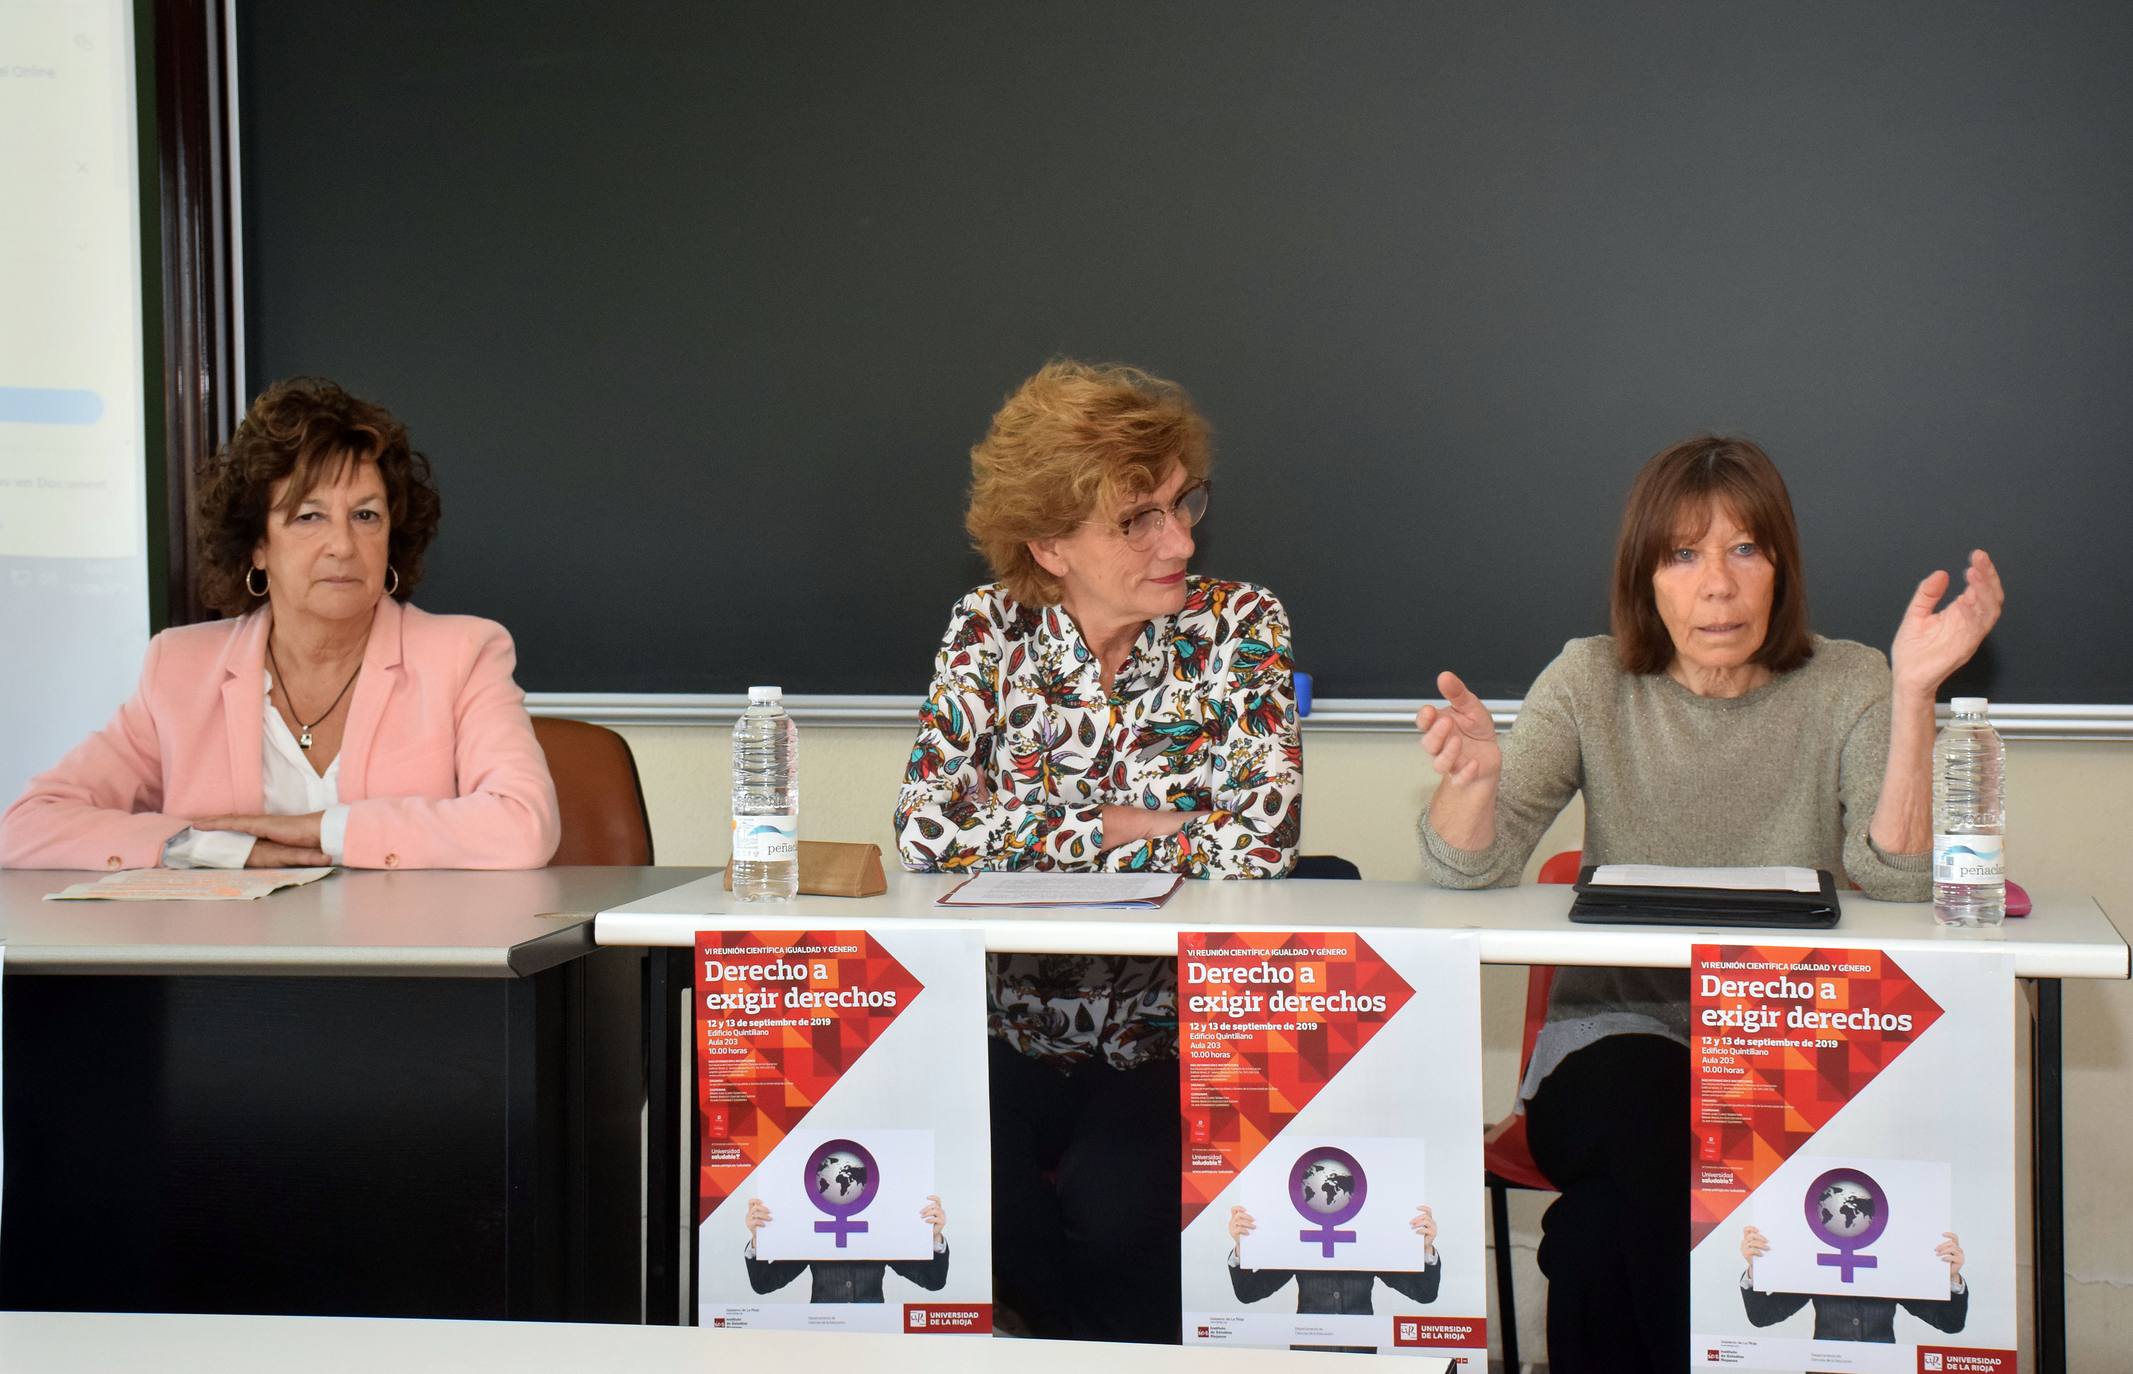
<box><xmin>1228</xmin><ymin>1198</ymin><xmax>1438</xmax><ymax>1268</ymax></box>
<box><xmin>1736</xmin><ymin>1219</ymin><xmax>1969</xmax><ymax>1346</ymax></box>
<box><xmin>741</xmin><ymin>1177</ymin><xmax>951</xmax><ymax>1307</ymax></box>
<box><xmin>744</xmin><ymin>1194</ymin><xmax>947</xmax><ymax>1253</ymax></box>
<box><xmin>1225</xmin><ymin>1193</ymin><xmax>1443</xmax><ymax>1318</ymax></box>
<box><xmin>1744</xmin><ymin>1157</ymin><xmax>1955</xmax><ymax>1301</ymax></box>
<box><xmin>748</xmin><ymin>1129</ymin><xmax>939</xmax><ymax>1263</ymax></box>
<box><xmin>1740</xmin><ymin>1222</ymin><xmax>1965</xmax><ymax>1286</ymax></box>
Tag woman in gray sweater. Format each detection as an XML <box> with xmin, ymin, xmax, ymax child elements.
<box><xmin>1414</xmin><ymin>435</ymin><xmax>2003</xmax><ymax>1374</ymax></box>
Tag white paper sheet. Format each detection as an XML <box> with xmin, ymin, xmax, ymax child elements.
<box><xmin>43</xmin><ymin>868</ymin><xmax>334</xmax><ymax>902</ymax></box>
<box><xmin>1591</xmin><ymin>864</ymin><xmax>1822</xmax><ymax>894</ymax></box>
<box><xmin>1234</xmin><ymin>1136</ymin><xmax>1433</xmax><ymax>1274</ymax></box>
<box><xmin>750</xmin><ymin>1127</ymin><xmax>938</xmax><ymax>1263</ymax></box>
<box><xmin>936</xmin><ymin>871</ymin><xmax>1182</xmax><ymax>908</ymax></box>
<box><xmin>43</xmin><ymin>870</ymin><xmax>334</xmax><ymax>900</ymax></box>
<box><xmin>1747</xmin><ymin>1156</ymin><xmax>1954</xmax><ymax>1301</ymax></box>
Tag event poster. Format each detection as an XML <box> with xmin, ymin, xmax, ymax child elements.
<box><xmin>695</xmin><ymin>927</ymin><xmax>992</xmax><ymax>1334</ymax></box>
<box><xmin>1179</xmin><ymin>929</ymin><xmax>1485</xmax><ymax>1365</ymax></box>
<box><xmin>1689</xmin><ymin>943</ymin><xmax>2017</xmax><ymax>1373</ymax></box>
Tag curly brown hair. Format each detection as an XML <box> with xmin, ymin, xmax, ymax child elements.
<box><xmin>965</xmin><ymin>359</ymin><xmax>1212</xmax><ymax>606</ymax></box>
<box><xmin>193</xmin><ymin>377</ymin><xmax>443</xmax><ymax>615</ymax></box>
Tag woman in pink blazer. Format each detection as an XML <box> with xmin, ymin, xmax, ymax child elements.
<box><xmin>0</xmin><ymin>378</ymin><xmax>560</xmax><ymax>871</ymax></box>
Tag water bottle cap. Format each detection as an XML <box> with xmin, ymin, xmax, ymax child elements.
<box><xmin>747</xmin><ymin>685</ymin><xmax>783</xmax><ymax>704</ymax></box>
<box><xmin>1951</xmin><ymin>696</ymin><xmax>1989</xmax><ymax>715</ymax></box>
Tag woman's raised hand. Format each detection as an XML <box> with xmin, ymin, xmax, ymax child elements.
<box><xmin>1415</xmin><ymin>672</ymin><xmax>1502</xmax><ymax>787</ymax></box>
<box><xmin>1891</xmin><ymin>549</ymin><xmax>2004</xmax><ymax>700</ymax></box>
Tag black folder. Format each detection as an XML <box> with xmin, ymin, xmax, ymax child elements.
<box><xmin>1567</xmin><ymin>865</ymin><xmax>1841</xmax><ymax>929</ymax></box>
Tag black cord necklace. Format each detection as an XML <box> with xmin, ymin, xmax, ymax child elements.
<box><xmin>266</xmin><ymin>638</ymin><xmax>363</xmax><ymax>751</ymax></box>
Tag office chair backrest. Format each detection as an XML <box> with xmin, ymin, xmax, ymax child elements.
<box><xmin>532</xmin><ymin>716</ymin><xmax>654</xmax><ymax>866</ymax></box>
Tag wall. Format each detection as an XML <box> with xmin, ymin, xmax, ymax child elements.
<box><xmin>619</xmin><ymin>721</ymin><xmax>2130</xmax><ymax>1365</ymax></box>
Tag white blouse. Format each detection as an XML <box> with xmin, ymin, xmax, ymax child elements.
<box><xmin>162</xmin><ymin>671</ymin><xmax>353</xmax><ymax>867</ymax></box>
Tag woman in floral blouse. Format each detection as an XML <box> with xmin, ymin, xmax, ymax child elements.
<box><xmin>894</xmin><ymin>359</ymin><xmax>1302</xmax><ymax>1342</ymax></box>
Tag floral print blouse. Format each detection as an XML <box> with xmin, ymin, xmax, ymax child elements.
<box><xmin>893</xmin><ymin>576</ymin><xmax>1303</xmax><ymax>1069</ymax></box>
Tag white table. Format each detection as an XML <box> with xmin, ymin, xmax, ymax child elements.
<box><xmin>0</xmin><ymin>1310</ymin><xmax>1370</xmax><ymax>1374</ymax></box>
<box><xmin>599</xmin><ymin>870</ymin><xmax>2128</xmax><ymax>1370</ymax></box>
<box><xmin>599</xmin><ymin>869</ymin><xmax>2129</xmax><ymax>977</ymax></box>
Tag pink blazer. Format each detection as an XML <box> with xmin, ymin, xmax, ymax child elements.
<box><xmin>0</xmin><ymin>598</ymin><xmax>561</xmax><ymax>871</ymax></box>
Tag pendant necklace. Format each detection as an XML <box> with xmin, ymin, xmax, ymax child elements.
<box><xmin>267</xmin><ymin>638</ymin><xmax>362</xmax><ymax>751</ymax></box>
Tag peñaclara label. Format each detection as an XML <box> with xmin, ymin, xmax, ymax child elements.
<box><xmin>732</xmin><ymin>813</ymin><xmax>798</xmax><ymax>863</ymax></box>
<box><xmin>1933</xmin><ymin>832</ymin><xmax>2004</xmax><ymax>885</ymax></box>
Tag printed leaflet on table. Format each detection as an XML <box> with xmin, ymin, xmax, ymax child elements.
<box><xmin>1689</xmin><ymin>942</ymin><xmax>2016</xmax><ymax>1373</ymax></box>
<box><xmin>44</xmin><ymin>867</ymin><xmax>334</xmax><ymax>901</ymax></box>
<box><xmin>1179</xmin><ymin>929</ymin><xmax>1484</xmax><ymax>1365</ymax></box>
<box><xmin>695</xmin><ymin>926</ymin><xmax>991</xmax><ymax>1334</ymax></box>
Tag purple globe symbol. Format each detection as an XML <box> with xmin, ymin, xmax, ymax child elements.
<box><xmin>1289</xmin><ymin>1147</ymin><xmax>1367</xmax><ymax>1258</ymax></box>
<box><xmin>807</xmin><ymin>1138</ymin><xmax>880</xmax><ymax>1248</ymax></box>
<box><xmin>1804</xmin><ymin>1167</ymin><xmax>1888</xmax><ymax>1282</ymax></box>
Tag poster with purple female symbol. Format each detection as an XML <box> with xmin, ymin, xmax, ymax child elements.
<box><xmin>692</xmin><ymin>925</ymin><xmax>991</xmax><ymax>1335</ymax></box>
<box><xmin>1688</xmin><ymin>943</ymin><xmax>2015</xmax><ymax>1372</ymax></box>
<box><xmin>1179</xmin><ymin>929</ymin><xmax>1484</xmax><ymax>1362</ymax></box>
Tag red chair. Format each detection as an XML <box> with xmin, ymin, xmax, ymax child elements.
<box><xmin>1483</xmin><ymin>848</ymin><xmax>1578</xmax><ymax>1374</ymax></box>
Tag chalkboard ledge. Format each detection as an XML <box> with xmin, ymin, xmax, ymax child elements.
<box><xmin>524</xmin><ymin>695</ymin><xmax>2133</xmax><ymax>742</ymax></box>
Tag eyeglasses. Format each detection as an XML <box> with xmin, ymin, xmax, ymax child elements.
<box><xmin>1089</xmin><ymin>480</ymin><xmax>1211</xmax><ymax>551</ymax></box>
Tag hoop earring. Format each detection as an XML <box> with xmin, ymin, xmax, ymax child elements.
<box><xmin>246</xmin><ymin>566</ymin><xmax>268</xmax><ymax>598</ymax></box>
<box><xmin>384</xmin><ymin>565</ymin><xmax>401</xmax><ymax>597</ymax></box>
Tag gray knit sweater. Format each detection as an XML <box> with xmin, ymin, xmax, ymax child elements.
<box><xmin>1417</xmin><ymin>635</ymin><xmax>1932</xmax><ymax>1099</ymax></box>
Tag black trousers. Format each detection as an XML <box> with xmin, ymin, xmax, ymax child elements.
<box><xmin>1525</xmin><ymin>1034</ymin><xmax>1690</xmax><ymax>1374</ymax></box>
<box><xmin>988</xmin><ymin>1038</ymin><xmax>1180</xmax><ymax>1343</ymax></box>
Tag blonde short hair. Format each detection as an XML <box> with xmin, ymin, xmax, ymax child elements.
<box><xmin>965</xmin><ymin>359</ymin><xmax>1212</xmax><ymax>606</ymax></box>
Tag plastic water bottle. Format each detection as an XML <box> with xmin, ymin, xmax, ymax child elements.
<box><xmin>730</xmin><ymin>685</ymin><xmax>799</xmax><ymax>901</ymax></box>
<box><xmin>1932</xmin><ymin>696</ymin><xmax>2005</xmax><ymax>927</ymax></box>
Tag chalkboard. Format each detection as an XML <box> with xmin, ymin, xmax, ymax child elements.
<box><xmin>237</xmin><ymin>1</ymin><xmax>2133</xmax><ymax>703</ymax></box>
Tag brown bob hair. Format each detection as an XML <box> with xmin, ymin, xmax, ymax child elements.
<box><xmin>193</xmin><ymin>377</ymin><xmax>443</xmax><ymax>615</ymax></box>
<box><xmin>1610</xmin><ymin>435</ymin><xmax>1814</xmax><ymax>676</ymax></box>
<box><xmin>964</xmin><ymin>359</ymin><xmax>1212</xmax><ymax>607</ymax></box>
